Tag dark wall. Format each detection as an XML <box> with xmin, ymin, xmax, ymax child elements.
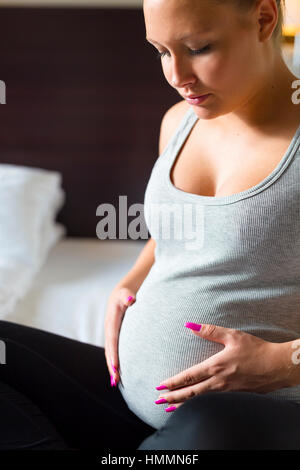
<box><xmin>0</xmin><ymin>7</ymin><xmax>180</xmax><ymax>237</ymax></box>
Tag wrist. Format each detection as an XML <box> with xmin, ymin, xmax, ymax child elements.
<box><xmin>270</xmin><ymin>340</ymin><xmax>300</xmax><ymax>388</ymax></box>
<box><xmin>285</xmin><ymin>339</ymin><xmax>300</xmax><ymax>387</ymax></box>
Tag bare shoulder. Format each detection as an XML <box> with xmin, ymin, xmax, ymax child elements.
<box><xmin>158</xmin><ymin>100</ymin><xmax>190</xmax><ymax>155</ymax></box>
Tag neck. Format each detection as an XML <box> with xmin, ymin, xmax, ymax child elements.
<box><xmin>215</xmin><ymin>48</ymin><xmax>299</xmax><ymax>135</ymax></box>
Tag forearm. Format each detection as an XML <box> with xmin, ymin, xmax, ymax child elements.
<box><xmin>114</xmin><ymin>237</ymin><xmax>156</xmax><ymax>295</ymax></box>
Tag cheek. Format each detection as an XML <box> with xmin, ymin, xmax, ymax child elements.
<box><xmin>222</xmin><ymin>38</ymin><xmax>261</xmax><ymax>94</ymax></box>
<box><xmin>211</xmin><ymin>47</ymin><xmax>256</xmax><ymax>99</ymax></box>
<box><xmin>197</xmin><ymin>51</ymin><xmax>246</xmax><ymax>93</ymax></box>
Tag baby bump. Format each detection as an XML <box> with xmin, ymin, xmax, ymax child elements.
<box><xmin>117</xmin><ymin>282</ymin><xmax>224</xmax><ymax>429</ymax></box>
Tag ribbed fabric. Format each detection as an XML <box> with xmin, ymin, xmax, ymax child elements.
<box><xmin>118</xmin><ymin>105</ymin><xmax>300</xmax><ymax>430</ymax></box>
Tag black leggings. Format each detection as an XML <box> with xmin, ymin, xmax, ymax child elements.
<box><xmin>1</xmin><ymin>319</ymin><xmax>300</xmax><ymax>450</ymax></box>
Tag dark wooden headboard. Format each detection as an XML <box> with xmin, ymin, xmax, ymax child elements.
<box><xmin>0</xmin><ymin>7</ymin><xmax>180</xmax><ymax>238</ymax></box>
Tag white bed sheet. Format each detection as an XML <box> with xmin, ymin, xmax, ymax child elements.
<box><xmin>2</xmin><ymin>238</ymin><xmax>147</xmax><ymax>348</ymax></box>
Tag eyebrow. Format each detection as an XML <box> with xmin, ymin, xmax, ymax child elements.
<box><xmin>146</xmin><ymin>34</ymin><xmax>193</xmax><ymax>44</ymax></box>
<box><xmin>146</xmin><ymin>30</ymin><xmax>212</xmax><ymax>45</ymax></box>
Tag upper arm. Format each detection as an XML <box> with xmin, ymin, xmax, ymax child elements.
<box><xmin>158</xmin><ymin>100</ymin><xmax>189</xmax><ymax>156</ymax></box>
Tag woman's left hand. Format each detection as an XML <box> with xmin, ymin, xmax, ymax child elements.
<box><xmin>155</xmin><ymin>323</ymin><xmax>292</xmax><ymax>411</ymax></box>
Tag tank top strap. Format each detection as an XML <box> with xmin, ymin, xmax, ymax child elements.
<box><xmin>167</xmin><ymin>105</ymin><xmax>199</xmax><ymax>158</ymax></box>
<box><xmin>150</xmin><ymin>106</ymin><xmax>198</xmax><ymax>174</ymax></box>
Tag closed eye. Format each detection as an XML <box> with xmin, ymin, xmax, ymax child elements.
<box><xmin>156</xmin><ymin>44</ymin><xmax>212</xmax><ymax>60</ymax></box>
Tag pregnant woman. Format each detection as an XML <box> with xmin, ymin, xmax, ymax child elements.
<box><xmin>1</xmin><ymin>0</ymin><xmax>300</xmax><ymax>451</ymax></box>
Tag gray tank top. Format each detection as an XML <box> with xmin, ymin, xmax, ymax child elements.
<box><xmin>118</xmin><ymin>105</ymin><xmax>300</xmax><ymax>430</ymax></box>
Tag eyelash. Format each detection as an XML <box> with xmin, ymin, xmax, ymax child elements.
<box><xmin>156</xmin><ymin>44</ymin><xmax>212</xmax><ymax>60</ymax></box>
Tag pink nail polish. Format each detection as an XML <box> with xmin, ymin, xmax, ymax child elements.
<box><xmin>110</xmin><ymin>359</ymin><xmax>117</xmax><ymax>373</ymax></box>
<box><xmin>155</xmin><ymin>398</ymin><xmax>168</xmax><ymax>404</ymax></box>
<box><xmin>165</xmin><ymin>406</ymin><xmax>176</xmax><ymax>412</ymax></box>
<box><xmin>127</xmin><ymin>296</ymin><xmax>133</xmax><ymax>302</ymax></box>
<box><xmin>185</xmin><ymin>322</ymin><xmax>202</xmax><ymax>331</ymax></box>
<box><xmin>110</xmin><ymin>375</ymin><xmax>117</xmax><ymax>387</ymax></box>
<box><xmin>156</xmin><ymin>385</ymin><xmax>168</xmax><ymax>390</ymax></box>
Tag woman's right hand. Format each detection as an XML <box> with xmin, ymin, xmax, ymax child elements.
<box><xmin>104</xmin><ymin>286</ymin><xmax>136</xmax><ymax>387</ymax></box>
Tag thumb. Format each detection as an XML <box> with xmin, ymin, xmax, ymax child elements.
<box><xmin>185</xmin><ymin>322</ymin><xmax>229</xmax><ymax>345</ymax></box>
<box><xmin>122</xmin><ymin>290</ymin><xmax>136</xmax><ymax>308</ymax></box>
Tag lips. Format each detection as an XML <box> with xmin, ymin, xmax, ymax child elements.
<box><xmin>184</xmin><ymin>93</ymin><xmax>209</xmax><ymax>99</ymax></box>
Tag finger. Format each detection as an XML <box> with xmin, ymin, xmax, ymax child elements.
<box><xmin>104</xmin><ymin>348</ymin><xmax>120</xmax><ymax>387</ymax></box>
<box><xmin>157</xmin><ymin>376</ymin><xmax>217</xmax><ymax>405</ymax></box>
<box><xmin>156</xmin><ymin>363</ymin><xmax>211</xmax><ymax>391</ymax></box>
<box><xmin>164</xmin><ymin>402</ymin><xmax>184</xmax><ymax>412</ymax></box>
<box><xmin>106</xmin><ymin>334</ymin><xmax>120</xmax><ymax>386</ymax></box>
<box><xmin>117</xmin><ymin>287</ymin><xmax>136</xmax><ymax>310</ymax></box>
<box><xmin>104</xmin><ymin>318</ymin><xmax>119</xmax><ymax>378</ymax></box>
<box><xmin>105</xmin><ymin>293</ymin><xmax>135</xmax><ymax>384</ymax></box>
<box><xmin>124</xmin><ymin>294</ymin><xmax>135</xmax><ymax>306</ymax></box>
<box><xmin>186</xmin><ymin>322</ymin><xmax>238</xmax><ymax>345</ymax></box>
<box><xmin>109</xmin><ymin>313</ymin><xmax>122</xmax><ymax>370</ymax></box>
<box><xmin>110</xmin><ymin>294</ymin><xmax>135</xmax><ymax>370</ymax></box>
<box><xmin>156</xmin><ymin>346</ymin><xmax>229</xmax><ymax>391</ymax></box>
<box><xmin>104</xmin><ymin>343</ymin><xmax>116</xmax><ymax>382</ymax></box>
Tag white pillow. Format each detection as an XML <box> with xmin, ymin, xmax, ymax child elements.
<box><xmin>0</xmin><ymin>164</ymin><xmax>66</xmax><ymax>318</ymax></box>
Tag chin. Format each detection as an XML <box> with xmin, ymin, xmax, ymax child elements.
<box><xmin>192</xmin><ymin>107</ymin><xmax>220</xmax><ymax>120</ymax></box>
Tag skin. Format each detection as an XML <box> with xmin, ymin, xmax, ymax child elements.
<box><xmin>135</xmin><ymin>0</ymin><xmax>300</xmax><ymax>411</ymax></box>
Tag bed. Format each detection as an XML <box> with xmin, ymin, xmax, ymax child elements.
<box><xmin>2</xmin><ymin>237</ymin><xmax>147</xmax><ymax>348</ymax></box>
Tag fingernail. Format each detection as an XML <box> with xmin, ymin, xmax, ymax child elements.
<box><xmin>185</xmin><ymin>322</ymin><xmax>202</xmax><ymax>331</ymax></box>
<box><xmin>127</xmin><ymin>296</ymin><xmax>133</xmax><ymax>302</ymax></box>
<box><xmin>155</xmin><ymin>398</ymin><xmax>168</xmax><ymax>404</ymax></box>
<box><xmin>110</xmin><ymin>375</ymin><xmax>117</xmax><ymax>387</ymax></box>
<box><xmin>156</xmin><ymin>385</ymin><xmax>168</xmax><ymax>390</ymax></box>
<box><xmin>111</xmin><ymin>359</ymin><xmax>117</xmax><ymax>373</ymax></box>
<box><xmin>165</xmin><ymin>406</ymin><xmax>176</xmax><ymax>412</ymax></box>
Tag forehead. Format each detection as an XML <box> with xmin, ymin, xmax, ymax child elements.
<box><xmin>143</xmin><ymin>0</ymin><xmax>221</xmax><ymax>21</ymax></box>
<box><xmin>143</xmin><ymin>0</ymin><xmax>230</xmax><ymax>40</ymax></box>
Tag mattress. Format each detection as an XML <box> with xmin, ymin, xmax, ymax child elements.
<box><xmin>2</xmin><ymin>238</ymin><xmax>147</xmax><ymax>348</ymax></box>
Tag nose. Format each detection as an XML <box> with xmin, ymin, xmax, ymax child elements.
<box><xmin>170</xmin><ymin>55</ymin><xmax>196</xmax><ymax>89</ymax></box>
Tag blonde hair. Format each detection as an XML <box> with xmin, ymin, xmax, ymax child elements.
<box><xmin>215</xmin><ymin>0</ymin><xmax>285</xmax><ymax>49</ymax></box>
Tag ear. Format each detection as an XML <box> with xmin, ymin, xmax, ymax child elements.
<box><xmin>255</xmin><ymin>0</ymin><xmax>279</xmax><ymax>43</ymax></box>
